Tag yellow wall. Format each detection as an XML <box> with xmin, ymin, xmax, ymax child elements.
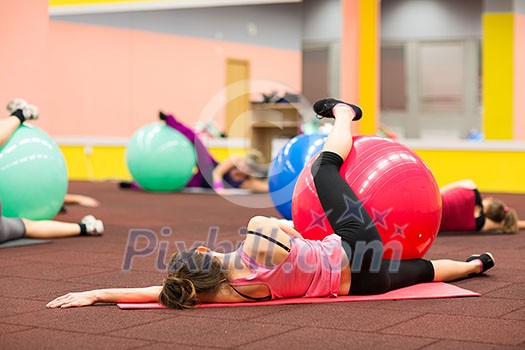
<box><xmin>483</xmin><ymin>13</ymin><xmax>514</xmax><ymax>140</ymax></box>
<box><xmin>60</xmin><ymin>145</ymin><xmax>525</xmax><ymax>193</ymax></box>
<box><xmin>414</xmin><ymin>149</ymin><xmax>525</xmax><ymax>193</ymax></box>
<box><xmin>340</xmin><ymin>0</ymin><xmax>380</xmax><ymax>136</ymax></box>
<box><xmin>357</xmin><ymin>0</ymin><xmax>380</xmax><ymax>135</ymax></box>
<box><xmin>60</xmin><ymin>145</ymin><xmax>247</xmax><ymax>181</ymax></box>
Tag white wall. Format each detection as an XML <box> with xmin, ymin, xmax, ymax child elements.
<box><xmin>302</xmin><ymin>0</ymin><xmax>341</xmax><ymax>42</ymax></box>
<box><xmin>302</xmin><ymin>0</ymin><xmax>483</xmax><ymax>42</ymax></box>
<box><xmin>53</xmin><ymin>3</ymin><xmax>303</xmax><ymax>50</ymax></box>
<box><xmin>381</xmin><ymin>0</ymin><xmax>482</xmax><ymax>40</ymax></box>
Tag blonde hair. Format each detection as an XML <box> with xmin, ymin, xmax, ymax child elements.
<box><xmin>244</xmin><ymin>149</ymin><xmax>268</xmax><ymax>177</ymax></box>
<box><xmin>486</xmin><ymin>199</ymin><xmax>518</xmax><ymax>234</ymax></box>
<box><xmin>502</xmin><ymin>208</ymin><xmax>519</xmax><ymax>234</ymax></box>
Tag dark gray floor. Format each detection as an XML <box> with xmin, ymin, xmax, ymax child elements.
<box><xmin>1</xmin><ymin>181</ymin><xmax>524</xmax><ymax>349</ymax></box>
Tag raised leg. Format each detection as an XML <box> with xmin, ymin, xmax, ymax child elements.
<box><xmin>0</xmin><ymin>116</ymin><xmax>21</xmax><ymax>147</ymax></box>
<box><xmin>319</xmin><ymin>105</ymin><xmax>356</xmax><ymax>161</ymax></box>
<box><xmin>310</xmin><ymin>102</ymin><xmax>387</xmax><ymax>295</ymax></box>
<box><xmin>163</xmin><ymin>113</ymin><xmax>218</xmax><ymax>188</ymax></box>
<box><xmin>311</xmin><ymin>103</ymin><xmax>378</xmax><ymax>239</ymax></box>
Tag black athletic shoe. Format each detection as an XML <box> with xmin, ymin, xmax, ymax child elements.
<box><xmin>466</xmin><ymin>252</ymin><xmax>495</xmax><ymax>274</ymax></box>
<box><xmin>313</xmin><ymin>98</ymin><xmax>362</xmax><ymax>121</ymax></box>
<box><xmin>119</xmin><ymin>181</ymin><xmax>134</xmax><ymax>189</ymax></box>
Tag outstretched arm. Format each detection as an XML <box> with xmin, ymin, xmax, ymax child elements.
<box><xmin>64</xmin><ymin>193</ymin><xmax>101</xmax><ymax>207</ymax></box>
<box><xmin>46</xmin><ymin>286</ymin><xmax>162</xmax><ymax>309</ymax></box>
<box><xmin>240</xmin><ymin>178</ymin><xmax>269</xmax><ymax>193</ymax></box>
<box><xmin>439</xmin><ymin>179</ymin><xmax>477</xmax><ymax>194</ymax></box>
<box><xmin>211</xmin><ymin>155</ymin><xmax>239</xmax><ymax>190</ymax></box>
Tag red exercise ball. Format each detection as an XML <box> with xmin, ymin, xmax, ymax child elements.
<box><xmin>291</xmin><ymin>135</ymin><xmax>442</xmax><ymax>259</ymax></box>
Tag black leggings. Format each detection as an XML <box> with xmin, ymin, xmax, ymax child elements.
<box><xmin>312</xmin><ymin>151</ymin><xmax>434</xmax><ymax>295</ymax></box>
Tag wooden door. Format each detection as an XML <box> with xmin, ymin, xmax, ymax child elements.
<box><xmin>225</xmin><ymin>59</ymin><xmax>250</xmax><ymax>138</ymax></box>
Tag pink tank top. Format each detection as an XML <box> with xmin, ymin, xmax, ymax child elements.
<box><xmin>440</xmin><ymin>188</ymin><xmax>476</xmax><ymax>232</ymax></box>
<box><xmin>230</xmin><ymin>234</ymin><xmax>343</xmax><ymax>299</ymax></box>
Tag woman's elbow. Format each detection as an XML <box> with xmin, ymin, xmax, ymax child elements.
<box><xmin>247</xmin><ymin>216</ymin><xmax>272</xmax><ymax>231</ymax></box>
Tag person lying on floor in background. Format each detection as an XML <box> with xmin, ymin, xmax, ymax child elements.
<box><xmin>57</xmin><ymin>193</ymin><xmax>101</xmax><ymax>214</ymax></box>
<box><xmin>439</xmin><ymin>179</ymin><xmax>524</xmax><ymax>234</ymax></box>
<box><xmin>0</xmin><ymin>99</ymin><xmax>104</xmax><ymax>245</ymax></box>
<box><xmin>4</xmin><ymin>98</ymin><xmax>102</xmax><ymax>211</ymax></box>
<box><xmin>48</xmin><ymin>99</ymin><xmax>494</xmax><ymax>309</ymax></box>
<box><xmin>120</xmin><ymin>111</ymin><xmax>269</xmax><ymax>194</ymax></box>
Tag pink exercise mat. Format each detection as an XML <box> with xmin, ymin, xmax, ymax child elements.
<box><xmin>117</xmin><ymin>282</ymin><xmax>479</xmax><ymax>309</ymax></box>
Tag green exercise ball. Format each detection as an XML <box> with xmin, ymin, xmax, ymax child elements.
<box><xmin>0</xmin><ymin>123</ymin><xmax>68</xmax><ymax>220</ymax></box>
<box><xmin>126</xmin><ymin>123</ymin><xmax>196</xmax><ymax>192</ymax></box>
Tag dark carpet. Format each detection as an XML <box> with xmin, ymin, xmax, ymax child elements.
<box><xmin>1</xmin><ymin>181</ymin><xmax>524</xmax><ymax>349</ymax></box>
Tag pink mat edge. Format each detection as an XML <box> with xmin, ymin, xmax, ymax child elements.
<box><xmin>117</xmin><ymin>282</ymin><xmax>480</xmax><ymax>309</ymax></box>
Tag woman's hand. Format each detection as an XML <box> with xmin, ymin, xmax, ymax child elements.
<box><xmin>75</xmin><ymin>195</ymin><xmax>101</xmax><ymax>207</ymax></box>
<box><xmin>278</xmin><ymin>221</ymin><xmax>303</xmax><ymax>238</ymax></box>
<box><xmin>46</xmin><ymin>291</ymin><xmax>98</xmax><ymax>309</ymax></box>
<box><xmin>46</xmin><ymin>286</ymin><xmax>162</xmax><ymax>308</ymax></box>
<box><xmin>64</xmin><ymin>194</ymin><xmax>101</xmax><ymax>207</ymax></box>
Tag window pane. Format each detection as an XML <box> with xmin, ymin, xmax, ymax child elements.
<box><xmin>380</xmin><ymin>46</ymin><xmax>406</xmax><ymax>111</ymax></box>
<box><xmin>419</xmin><ymin>43</ymin><xmax>464</xmax><ymax>113</ymax></box>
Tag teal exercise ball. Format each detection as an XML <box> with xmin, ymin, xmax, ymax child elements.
<box><xmin>126</xmin><ymin>123</ymin><xmax>196</xmax><ymax>192</ymax></box>
<box><xmin>0</xmin><ymin>124</ymin><xmax>68</xmax><ymax>220</ymax></box>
